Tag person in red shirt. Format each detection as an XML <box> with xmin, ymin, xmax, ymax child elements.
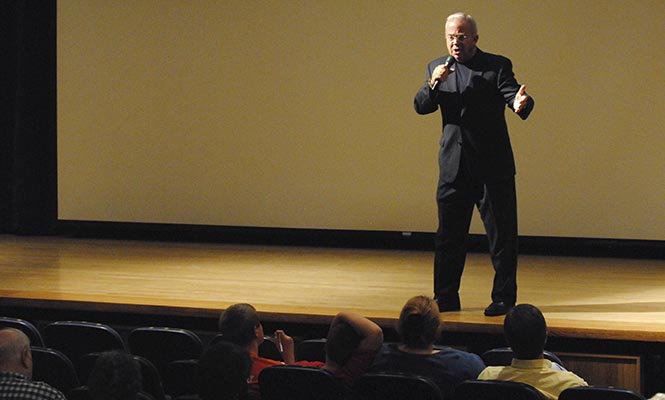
<box><xmin>217</xmin><ymin>303</ymin><xmax>321</xmax><ymax>398</ymax></box>
<box><xmin>217</xmin><ymin>304</ymin><xmax>383</xmax><ymax>398</ymax></box>
<box><xmin>320</xmin><ymin>311</ymin><xmax>383</xmax><ymax>388</ymax></box>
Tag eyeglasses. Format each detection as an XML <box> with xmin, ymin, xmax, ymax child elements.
<box><xmin>446</xmin><ymin>34</ymin><xmax>472</xmax><ymax>42</ymax></box>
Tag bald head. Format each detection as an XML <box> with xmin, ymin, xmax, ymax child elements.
<box><xmin>0</xmin><ymin>328</ymin><xmax>33</xmax><ymax>378</ymax></box>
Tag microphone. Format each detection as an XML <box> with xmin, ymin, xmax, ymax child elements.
<box><xmin>442</xmin><ymin>55</ymin><xmax>456</xmax><ymax>69</ymax></box>
<box><xmin>430</xmin><ymin>55</ymin><xmax>456</xmax><ymax>90</ymax></box>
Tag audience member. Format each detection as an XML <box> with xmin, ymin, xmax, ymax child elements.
<box><xmin>477</xmin><ymin>304</ymin><xmax>588</xmax><ymax>399</ymax></box>
<box><xmin>198</xmin><ymin>341</ymin><xmax>252</xmax><ymax>400</ymax></box>
<box><xmin>321</xmin><ymin>311</ymin><xmax>384</xmax><ymax>388</ymax></box>
<box><xmin>87</xmin><ymin>351</ymin><xmax>142</xmax><ymax>400</ymax></box>
<box><xmin>217</xmin><ymin>303</ymin><xmax>322</xmax><ymax>397</ymax></box>
<box><xmin>219</xmin><ymin>303</ymin><xmax>383</xmax><ymax>396</ymax></box>
<box><xmin>0</xmin><ymin>328</ymin><xmax>66</xmax><ymax>400</ymax></box>
<box><xmin>369</xmin><ymin>295</ymin><xmax>485</xmax><ymax>397</ymax></box>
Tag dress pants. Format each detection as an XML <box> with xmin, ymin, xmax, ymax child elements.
<box><xmin>434</xmin><ymin>162</ymin><xmax>518</xmax><ymax>308</ymax></box>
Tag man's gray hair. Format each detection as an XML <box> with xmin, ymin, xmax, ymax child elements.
<box><xmin>447</xmin><ymin>12</ymin><xmax>478</xmax><ymax>35</ymax></box>
<box><xmin>0</xmin><ymin>328</ymin><xmax>30</xmax><ymax>366</ymax></box>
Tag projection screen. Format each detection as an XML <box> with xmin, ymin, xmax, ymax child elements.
<box><xmin>57</xmin><ymin>0</ymin><xmax>665</xmax><ymax>241</ymax></box>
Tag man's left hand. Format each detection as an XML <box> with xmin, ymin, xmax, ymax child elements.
<box><xmin>514</xmin><ymin>85</ymin><xmax>529</xmax><ymax>113</ymax></box>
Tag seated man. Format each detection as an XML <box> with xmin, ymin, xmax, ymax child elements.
<box><xmin>219</xmin><ymin>304</ymin><xmax>383</xmax><ymax>397</ymax></box>
<box><xmin>369</xmin><ymin>296</ymin><xmax>485</xmax><ymax>398</ymax></box>
<box><xmin>0</xmin><ymin>328</ymin><xmax>66</xmax><ymax>400</ymax></box>
<box><xmin>321</xmin><ymin>311</ymin><xmax>384</xmax><ymax>388</ymax></box>
<box><xmin>217</xmin><ymin>303</ymin><xmax>322</xmax><ymax>398</ymax></box>
<box><xmin>477</xmin><ymin>304</ymin><xmax>588</xmax><ymax>399</ymax></box>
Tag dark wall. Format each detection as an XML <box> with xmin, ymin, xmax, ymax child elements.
<box><xmin>1</xmin><ymin>0</ymin><xmax>57</xmax><ymax>234</ymax></box>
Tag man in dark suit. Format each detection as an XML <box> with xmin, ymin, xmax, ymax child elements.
<box><xmin>414</xmin><ymin>12</ymin><xmax>534</xmax><ymax>316</ymax></box>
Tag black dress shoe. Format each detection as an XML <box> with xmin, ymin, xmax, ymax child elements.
<box><xmin>484</xmin><ymin>301</ymin><xmax>514</xmax><ymax>317</ymax></box>
<box><xmin>434</xmin><ymin>297</ymin><xmax>461</xmax><ymax>312</ymax></box>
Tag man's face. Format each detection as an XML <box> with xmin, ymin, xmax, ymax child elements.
<box><xmin>445</xmin><ymin>18</ymin><xmax>478</xmax><ymax>63</ymax></box>
<box><xmin>255</xmin><ymin>323</ymin><xmax>264</xmax><ymax>344</ymax></box>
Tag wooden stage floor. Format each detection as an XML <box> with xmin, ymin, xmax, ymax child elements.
<box><xmin>2</xmin><ymin>235</ymin><xmax>665</xmax><ymax>343</ymax></box>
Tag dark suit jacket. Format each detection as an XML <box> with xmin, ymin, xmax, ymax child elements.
<box><xmin>414</xmin><ymin>49</ymin><xmax>534</xmax><ymax>183</ymax></box>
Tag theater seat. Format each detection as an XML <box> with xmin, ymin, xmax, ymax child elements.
<box><xmin>163</xmin><ymin>359</ymin><xmax>199</xmax><ymax>397</ymax></box>
<box><xmin>559</xmin><ymin>386</ymin><xmax>646</xmax><ymax>400</ymax></box>
<box><xmin>128</xmin><ymin>326</ymin><xmax>203</xmax><ymax>378</ymax></box>
<box><xmin>259</xmin><ymin>365</ymin><xmax>348</xmax><ymax>400</ymax></box>
<box><xmin>481</xmin><ymin>347</ymin><xmax>566</xmax><ymax>369</ymax></box>
<box><xmin>67</xmin><ymin>386</ymin><xmax>92</xmax><ymax>400</ymax></box>
<box><xmin>42</xmin><ymin>320</ymin><xmax>126</xmax><ymax>379</ymax></box>
<box><xmin>134</xmin><ymin>355</ymin><xmax>168</xmax><ymax>400</ymax></box>
<box><xmin>0</xmin><ymin>316</ymin><xmax>44</xmax><ymax>347</ymax></box>
<box><xmin>353</xmin><ymin>372</ymin><xmax>443</xmax><ymax>400</ymax></box>
<box><xmin>296</xmin><ymin>338</ymin><xmax>327</xmax><ymax>362</ymax></box>
<box><xmin>31</xmin><ymin>346</ymin><xmax>81</xmax><ymax>395</ymax></box>
<box><xmin>452</xmin><ymin>379</ymin><xmax>548</xmax><ymax>400</ymax></box>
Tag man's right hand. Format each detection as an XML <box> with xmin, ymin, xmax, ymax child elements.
<box><xmin>430</xmin><ymin>64</ymin><xmax>453</xmax><ymax>88</ymax></box>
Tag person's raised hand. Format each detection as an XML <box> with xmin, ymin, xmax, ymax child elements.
<box><xmin>513</xmin><ymin>85</ymin><xmax>529</xmax><ymax>113</ymax></box>
<box><xmin>274</xmin><ymin>330</ymin><xmax>295</xmax><ymax>364</ymax></box>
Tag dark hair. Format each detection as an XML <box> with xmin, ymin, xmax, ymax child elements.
<box><xmin>198</xmin><ymin>341</ymin><xmax>252</xmax><ymax>400</ymax></box>
<box><xmin>88</xmin><ymin>351</ymin><xmax>142</xmax><ymax>400</ymax></box>
<box><xmin>397</xmin><ymin>296</ymin><xmax>441</xmax><ymax>349</ymax></box>
<box><xmin>218</xmin><ymin>303</ymin><xmax>261</xmax><ymax>347</ymax></box>
<box><xmin>503</xmin><ymin>304</ymin><xmax>547</xmax><ymax>359</ymax></box>
<box><xmin>325</xmin><ymin>321</ymin><xmax>361</xmax><ymax>365</ymax></box>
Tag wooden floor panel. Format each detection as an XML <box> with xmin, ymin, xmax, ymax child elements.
<box><xmin>2</xmin><ymin>235</ymin><xmax>665</xmax><ymax>342</ymax></box>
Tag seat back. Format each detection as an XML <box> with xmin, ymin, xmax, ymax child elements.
<box><xmin>43</xmin><ymin>320</ymin><xmax>126</xmax><ymax>378</ymax></box>
<box><xmin>259</xmin><ymin>335</ymin><xmax>284</xmax><ymax>361</ymax></box>
<box><xmin>67</xmin><ymin>386</ymin><xmax>93</xmax><ymax>400</ymax></box>
<box><xmin>31</xmin><ymin>346</ymin><xmax>81</xmax><ymax>395</ymax></box>
<box><xmin>78</xmin><ymin>352</ymin><xmax>102</xmax><ymax>385</ymax></box>
<box><xmin>259</xmin><ymin>365</ymin><xmax>348</xmax><ymax>400</ymax></box>
<box><xmin>128</xmin><ymin>327</ymin><xmax>203</xmax><ymax>378</ymax></box>
<box><xmin>453</xmin><ymin>380</ymin><xmax>547</xmax><ymax>400</ymax></box>
<box><xmin>481</xmin><ymin>347</ymin><xmax>565</xmax><ymax>369</ymax></box>
<box><xmin>72</xmin><ymin>388</ymin><xmax>155</xmax><ymax>400</ymax></box>
<box><xmin>173</xmin><ymin>395</ymin><xmax>200</xmax><ymax>400</ymax></box>
<box><xmin>69</xmin><ymin>388</ymin><xmax>156</xmax><ymax>400</ymax></box>
<box><xmin>164</xmin><ymin>359</ymin><xmax>199</xmax><ymax>397</ymax></box>
<box><xmin>134</xmin><ymin>355</ymin><xmax>168</xmax><ymax>400</ymax></box>
<box><xmin>0</xmin><ymin>316</ymin><xmax>44</xmax><ymax>346</ymax></box>
<box><xmin>138</xmin><ymin>391</ymin><xmax>158</xmax><ymax>400</ymax></box>
<box><xmin>353</xmin><ymin>372</ymin><xmax>443</xmax><ymax>400</ymax></box>
<box><xmin>559</xmin><ymin>386</ymin><xmax>646</xmax><ymax>400</ymax></box>
<box><xmin>296</xmin><ymin>338</ymin><xmax>327</xmax><ymax>362</ymax></box>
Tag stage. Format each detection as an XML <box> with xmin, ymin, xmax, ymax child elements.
<box><xmin>2</xmin><ymin>235</ymin><xmax>665</xmax><ymax>394</ymax></box>
<box><xmin>2</xmin><ymin>234</ymin><xmax>665</xmax><ymax>340</ymax></box>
